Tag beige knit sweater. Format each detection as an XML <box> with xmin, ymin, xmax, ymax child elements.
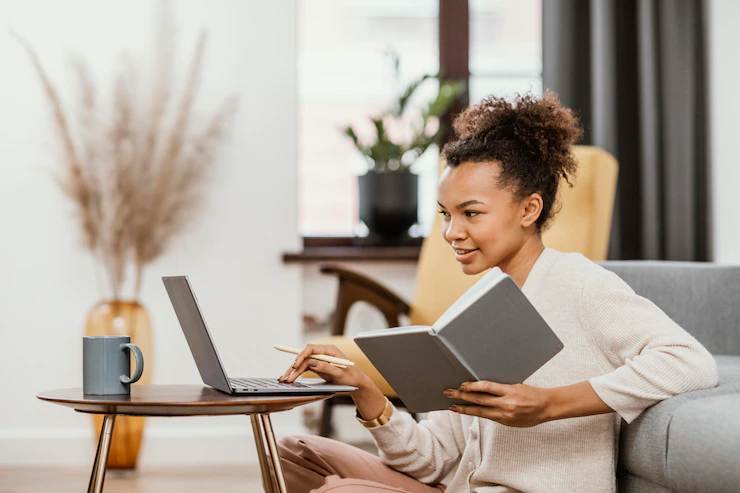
<box><xmin>368</xmin><ymin>248</ymin><xmax>718</xmax><ymax>493</ymax></box>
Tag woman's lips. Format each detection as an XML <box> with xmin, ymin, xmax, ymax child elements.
<box><xmin>454</xmin><ymin>248</ymin><xmax>479</xmax><ymax>262</ymax></box>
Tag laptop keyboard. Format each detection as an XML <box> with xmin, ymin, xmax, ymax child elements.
<box><xmin>230</xmin><ymin>377</ymin><xmax>311</xmax><ymax>389</ymax></box>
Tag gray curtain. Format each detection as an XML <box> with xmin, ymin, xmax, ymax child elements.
<box><xmin>543</xmin><ymin>0</ymin><xmax>709</xmax><ymax>261</ymax></box>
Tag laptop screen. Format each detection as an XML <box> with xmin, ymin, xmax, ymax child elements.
<box><xmin>162</xmin><ymin>276</ymin><xmax>232</xmax><ymax>393</ymax></box>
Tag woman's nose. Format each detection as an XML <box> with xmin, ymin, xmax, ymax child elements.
<box><xmin>443</xmin><ymin>218</ymin><xmax>466</xmax><ymax>243</ymax></box>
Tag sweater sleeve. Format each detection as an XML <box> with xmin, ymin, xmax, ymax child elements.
<box><xmin>580</xmin><ymin>271</ymin><xmax>719</xmax><ymax>424</ymax></box>
<box><xmin>366</xmin><ymin>405</ymin><xmax>465</xmax><ymax>485</ymax></box>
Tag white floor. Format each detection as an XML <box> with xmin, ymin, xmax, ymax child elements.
<box><xmin>0</xmin><ymin>465</ymin><xmax>265</xmax><ymax>493</ymax></box>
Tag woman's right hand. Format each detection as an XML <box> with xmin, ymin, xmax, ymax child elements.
<box><xmin>279</xmin><ymin>343</ymin><xmax>391</xmax><ymax>423</ymax></box>
<box><xmin>278</xmin><ymin>343</ymin><xmax>368</xmax><ymax>389</ymax></box>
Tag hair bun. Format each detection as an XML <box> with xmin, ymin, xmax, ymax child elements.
<box><xmin>452</xmin><ymin>91</ymin><xmax>582</xmax><ymax>163</ymax></box>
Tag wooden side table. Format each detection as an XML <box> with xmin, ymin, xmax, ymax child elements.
<box><xmin>37</xmin><ymin>385</ymin><xmax>332</xmax><ymax>493</ymax></box>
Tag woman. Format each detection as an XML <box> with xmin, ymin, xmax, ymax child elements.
<box><xmin>277</xmin><ymin>92</ymin><xmax>718</xmax><ymax>493</ymax></box>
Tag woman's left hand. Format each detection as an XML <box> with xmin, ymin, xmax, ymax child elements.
<box><xmin>444</xmin><ymin>380</ymin><xmax>551</xmax><ymax>428</ymax></box>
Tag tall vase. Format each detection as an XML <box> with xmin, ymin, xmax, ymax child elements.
<box><xmin>84</xmin><ymin>300</ymin><xmax>153</xmax><ymax>469</ymax></box>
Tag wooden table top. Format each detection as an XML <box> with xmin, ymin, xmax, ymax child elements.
<box><xmin>37</xmin><ymin>385</ymin><xmax>332</xmax><ymax>417</ymax></box>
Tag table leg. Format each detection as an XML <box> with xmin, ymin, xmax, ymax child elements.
<box><xmin>87</xmin><ymin>414</ymin><xmax>116</xmax><ymax>493</ymax></box>
<box><xmin>250</xmin><ymin>414</ymin><xmax>276</xmax><ymax>493</ymax></box>
<box><xmin>260</xmin><ymin>413</ymin><xmax>288</xmax><ymax>493</ymax></box>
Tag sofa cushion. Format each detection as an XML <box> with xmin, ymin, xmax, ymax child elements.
<box><xmin>617</xmin><ymin>355</ymin><xmax>740</xmax><ymax>487</ymax></box>
<box><xmin>618</xmin><ymin>470</ymin><xmax>672</xmax><ymax>493</ymax></box>
<box><xmin>600</xmin><ymin>261</ymin><xmax>740</xmax><ymax>355</ymax></box>
<box><xmin>665</xmin><ymin>393</ymin><xmax>740</xmax><ymax>492</ymax></box>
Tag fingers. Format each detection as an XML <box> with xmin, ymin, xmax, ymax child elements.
<box><xmin>293</xmin><ymin>344</ymin><xmax>340</xmax><ymax>370</ymax></box>
<box><xmin>279</xmin><ymin>357</ymin><xmax>309</xmax><ymax>382</ymax></box>
<box><xmin>284</xmin><ymin>358</ymin><xmax>341</xmax><ymax>383</ymax></box>
<box><xmin>278</xmin><ymin>344</ymin><xmax>333</xmax><ymax>383</ymax></box>
<box><xmin>449</xmin><ymin>404</ymin><xmax>492</xmax><ymax>419</ymax></box>
<box><xmin>443</xmin><ymin>380</ymin><xmax>508</xmax><ymax>405</ymax></box>
<box><xmin>278</xmin><ymin>366</ymin><xmax>296</xmax><ymax>383</ymax></box>
<box><xmin>277</xmin><ymin>344</ymin><xmax>352</xmax><ymax>383</ymax></box>
<box><xmin>446</xmin><ymin>382</ymin><xmax>546</xmax><ymax>428</ymax></box>
<box><xmin>459</xmin><ymin>380</ymin><xmax>508</xmax><ymax>395</ymax></box>
<box><xmin>444</xmin><ymin>388</ymin><xmax>497</xmax><ymax>406</ymax></box>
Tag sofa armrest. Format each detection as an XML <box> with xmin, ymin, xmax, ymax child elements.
<box><xmin>618</xmin><ymin>355</ymin><xmax>740</xmax><ymax>492</ymax></box>
<box><xmin>664</xmin><ymin>393</ymin><xmax>740</xmax><ymax>492</ymax></box>
<box><xmin>319</xmin><ymin>262</ymin><xmax>411</xmax><ymax>336</ymax></box>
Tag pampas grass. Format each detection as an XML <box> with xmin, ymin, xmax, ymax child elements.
<box><xmin>12</xmin><ymin>21</ymin><xmax>237</xmax><ymax>301</ymax></box>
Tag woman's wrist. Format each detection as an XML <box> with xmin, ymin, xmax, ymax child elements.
<box><xmin>351</xmin><ymin>374</ymin><xmax>387</xmax><ymax>421</ymax></box>
<box><xmin>543</xmin><ymin>381</ymin><xmax>615</xmax><ymax>421</ymax></box>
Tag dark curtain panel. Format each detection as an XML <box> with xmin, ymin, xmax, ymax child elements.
<box><xmin>439</xmin><ymin>0</ymin><xmax>470</xmax><ymax>148</ymax></box>
<box><xmin>543</xmin><ymin>0</ymin><xmax>709</xmax><ymax>261</ymax></box>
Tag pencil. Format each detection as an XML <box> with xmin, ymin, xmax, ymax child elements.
<box><xmin>273</xmin><ymin>345</ymin><xmax>354</xmax><ymax>368</ymax></box>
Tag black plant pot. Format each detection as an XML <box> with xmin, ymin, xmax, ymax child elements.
<box><xmin>358</xmin><ymin>171</ymin><xmax>418</xmax><ymax>243</ymax></box>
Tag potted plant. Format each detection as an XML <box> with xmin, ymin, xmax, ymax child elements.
<box><xmin>342</xmin><ymin>52</ymin><xmax>465</xmax><ymax>244</ymax></box>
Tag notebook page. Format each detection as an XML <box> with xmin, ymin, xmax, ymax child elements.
<box><xmin>432</xmin><ymin>267</ymin><xmax>504</xmax><ymax>333</ymax></box>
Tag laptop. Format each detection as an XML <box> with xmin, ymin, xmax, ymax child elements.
<box><xmin>162</xmin><ymin>275</ymin><xmax>357</xmax><ymax>395</ymax></box>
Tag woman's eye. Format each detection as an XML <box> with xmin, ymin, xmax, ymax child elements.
<box><xmin>438</xmin><ymin>210</ymin><xmax>450</xmax><ymax>218</ymax></box>
<box><xmin>465</xmin><ymin>211</ymin><xmax>480</xmax><ymax>218</ymax></box>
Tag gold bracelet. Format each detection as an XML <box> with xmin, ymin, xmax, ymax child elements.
<box><xmin>355</xmin><ymin>397</ymin><xmax>394</xmax><ymax>428</ymax></box>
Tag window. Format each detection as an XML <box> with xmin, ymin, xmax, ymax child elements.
<box><xmin>469</xmin><ymin>0</ymin><xmax>542</xmax><ymax>103</ymax></box>
<box><xmin>298</xmin><ymin>0</ymin><xmax>542</xmax><ymax>237</ymax></box>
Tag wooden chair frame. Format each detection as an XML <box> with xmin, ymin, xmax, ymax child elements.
<box><xmin>318</xmin><ymin>263</ymin><xmax>415</xmax><ymax>437</ymax></box>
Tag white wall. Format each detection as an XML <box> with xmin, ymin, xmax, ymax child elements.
<box><xmin>0</xmin><ymin>0</ymin><xmax>301</xmax><ymax>466</ymax></box>
<box><xmin>709</xmin><ymin>0</ymin><xmax>740</xmax><ymax>263</ymax></box>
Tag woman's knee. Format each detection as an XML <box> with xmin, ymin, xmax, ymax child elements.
<box><xmin>280</xmin><ymin>434</ymin><xmax>340</xmax><ymax>454</ymax></box>
<box><xmin>279</xmin><ymin>434</ymin><xmax>338</xmax><ymax>463</ymax></box>
<box><xmin>279</xmin><ymin>434</ymin><xmax>369</xmax><ymax>479</ymax></box>
<box><xmin>278</xmin><ymin>434</ymin><xmax>314</xmax><ymax>462</ymax></box>
<box><xmin>278</xmin><ymin>434</ymin><xmax>303</xmax><ymax>452</ymax></box>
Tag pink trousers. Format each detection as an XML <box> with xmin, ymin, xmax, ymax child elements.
<box><xmin>278</xmin><ymin>434</ymin><xmax>448</xmax><ymax>493</ymax></box>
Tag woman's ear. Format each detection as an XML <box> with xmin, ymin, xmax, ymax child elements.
<box><xmin>521</xmin><ymin>193</ymin><xmax>543</xmax><ymax>228</ymax></box>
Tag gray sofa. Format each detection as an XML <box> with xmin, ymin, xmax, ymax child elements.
<box><xmin>601</xmin><ymin>261</ymin><xmax>740</xmax><ymax>493</ymax></box>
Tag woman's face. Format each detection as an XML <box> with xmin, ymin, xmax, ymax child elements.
<box><xmin>437</xmin><ymin>161</ymin><xmax>541</xmax><ymax>275</ymax></box>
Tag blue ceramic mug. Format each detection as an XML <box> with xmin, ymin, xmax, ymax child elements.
<box><xmin>83</xmin><ymin>336</ymin><xmax>144</xmax><ymax>395</ymax></box>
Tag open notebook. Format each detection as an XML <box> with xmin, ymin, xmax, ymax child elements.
<box><xmin>354</xmin><ymin>268</ymin><xmax>563</xmax><ymax>413</ymax></box>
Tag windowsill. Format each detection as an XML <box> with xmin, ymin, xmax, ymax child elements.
<box><xmin>282</xmin><ymin>237</ymin><xmax>422</xmax><ymax>263</ymax></box>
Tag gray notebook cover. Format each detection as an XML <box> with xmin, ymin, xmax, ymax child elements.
<box><xmin>354</xmin><ymin>269</ymin><xmax>564</xmax><ymax>413</ymax></box>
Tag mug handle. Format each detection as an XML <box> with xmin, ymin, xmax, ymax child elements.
<box><xmin>120</xmin><ymin>343</ymin><xmax>144</xmax><ymax>384</ymax></box>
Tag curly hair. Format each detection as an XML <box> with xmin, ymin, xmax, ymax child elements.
<box><xmin>441</xmin><ymin>91</ymin><xmax>583</xmax><ymax>232</ymax></box>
